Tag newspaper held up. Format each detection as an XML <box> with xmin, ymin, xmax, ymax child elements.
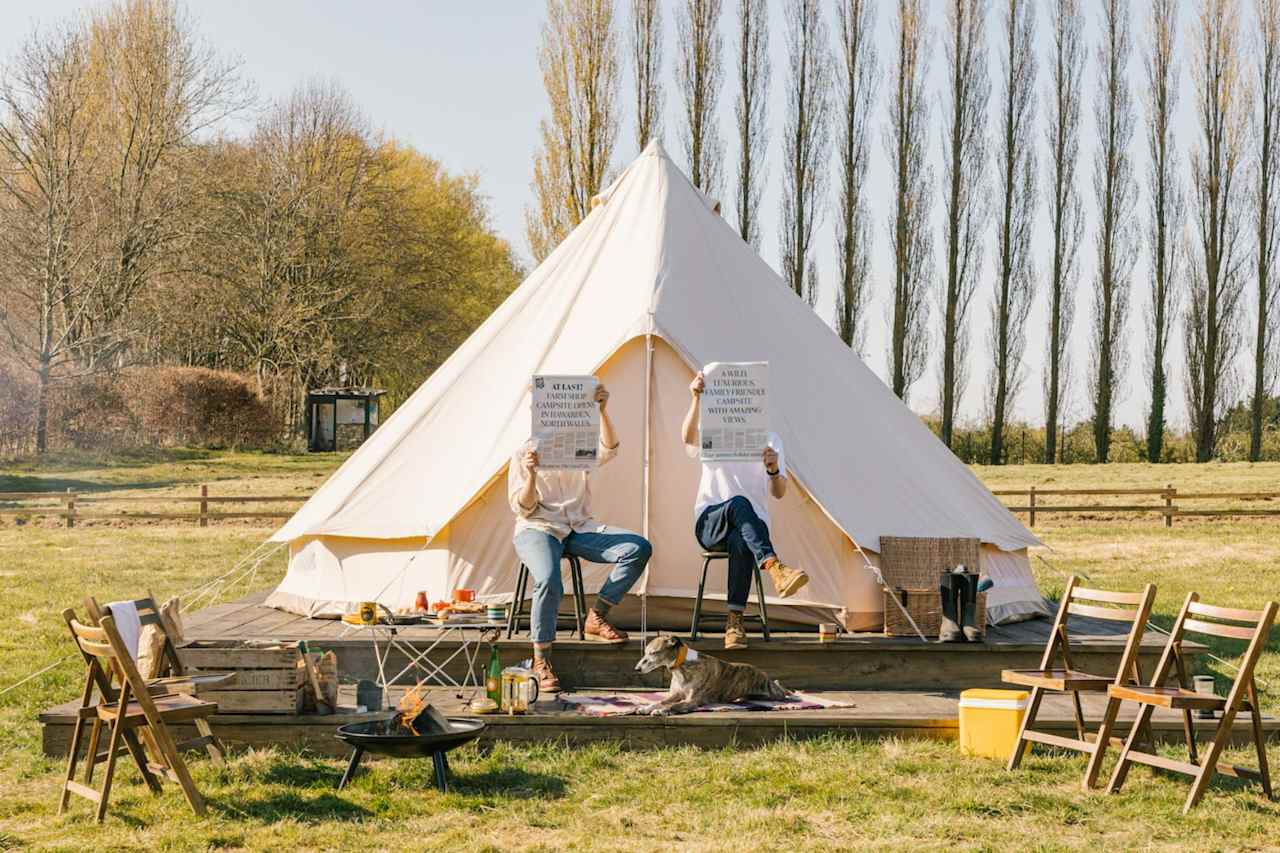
<box><xmin>531</xmin><ymin>375</ymin><xmax>600</xmax><ymax>469</ymax></box>
<box><xmin>699</xmin><ymin>362</ymin><xmax>768</xmax><ymax>461</ymax></box>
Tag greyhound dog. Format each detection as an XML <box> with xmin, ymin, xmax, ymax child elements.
<box><xmin>633</xmin><ymin>634</ymin><xmax>790</xmax><ymax>715</ymax></box>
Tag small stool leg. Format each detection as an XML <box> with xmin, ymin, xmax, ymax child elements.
<box><xmin>338</xmin><ymin>747</ymin><xmax>364</xmax><ymax>789</ymax></box>
<box><xmin>568</xmin><ymin>556</ymin><xmax>586</xmax><ymax>640</ymax></box>
<box><xmin>691</xmin><ymin>558</ymin><xmax>711</xmax><ymax>641</ymax></box>
<box><xmin>432</xmin><ymin>750</ymin><xmax>449</xmax><ymax>792</ymax></box>
<box><xmin>507</xmin><ymin>564</ymin><xmax>527</xmax><ymax>639</ymax></box>
<box><xmin>753</xmin><ymin>563</ymin><xmax>771</xmax><ymax>641</ymax></box>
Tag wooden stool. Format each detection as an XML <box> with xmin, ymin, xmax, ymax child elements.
<box><xmin>690</xmin><ymin>551</ymin><xmax>771</xmax><ymax>642</ymax></box>
<box><xmin>506</xmin><ymin>554</ymin><xmax>587</xmax><ymax>640</ymax></box>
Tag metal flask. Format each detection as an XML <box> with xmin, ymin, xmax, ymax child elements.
<box><xmin>499</xmin><ymin>666</ymin><xmax>540</xmax><ymax>714</ymax></box>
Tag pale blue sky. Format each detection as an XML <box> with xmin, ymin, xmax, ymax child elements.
<box><xmin>2</xmin><ymin>1</ymin><xmax>1236</xmax><ymax>433</ymax></box>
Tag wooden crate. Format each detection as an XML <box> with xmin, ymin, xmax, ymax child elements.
<box><xmin>883</xmin><ymin>588</ymin><xmax>988</xmax><ymax>638</ymax></box>
<box><xmin>177</xmin><ymin>640</ymin><xmax>307</xmax><ymax>714</ymax></box>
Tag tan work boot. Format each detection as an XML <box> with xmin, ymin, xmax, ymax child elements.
<box><xmin>724</xmin><ymin>610</ymin><xmax>748</xmax><ymax>650</ymax></box>
<box><xmin>584</xmin><ymin>610</ymin><xmax>628</xmax><ymax>643</ymax></box>
<box><xmin>764</xmin><ymin>557</ymin><xmax>808</xmax><ymax>598</ymax></box>
<box><xmin>532</xmin><ymin>655</ymin><xmax>561</xmax><ymax>693</ymax></box>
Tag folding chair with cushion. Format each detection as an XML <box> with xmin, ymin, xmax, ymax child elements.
<box><xmin>1106</xmin><ymin>594</ymin><xmax>1277</xmax><ymax>814</ymax></box>
<box><xmin>1002</xmin><ymin>576</ymin><xmax>1157</xmax><ymax>789</ymax></box>
<box><xmin>85</xmin><ymin>594</ymin><xmax>229</xmax><ymax>764</ymax></box>
<box><xmin>60</xmin><ymin>609</ymin><xmax>219</xmax><ymax>823</ymax></box>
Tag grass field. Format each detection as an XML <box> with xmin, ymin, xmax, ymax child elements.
<box><xmin>1</xmin><ymin>453</ymin><xmax>1278</xmax><ymax>850</ymax></box>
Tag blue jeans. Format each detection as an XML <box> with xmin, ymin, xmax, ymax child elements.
<box><xmin>513</xmin><ymin>526</ymin><xmax>652</xmax><ymax>643</ymax></box>
<box><xmin>694</xmin><ymin>496</ymin><xmax>776</xmax><ymax>612</ymax></box>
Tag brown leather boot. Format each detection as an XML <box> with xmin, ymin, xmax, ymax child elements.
<box><xmin>532</xmin><ymin>655</ymin><xmax>561</xmax><ymax>693</ymax></box>
<box><xmin>584</xmin><ymin>610</ymin><xmax>628</xmax><ymax>643</ymax></box>
<box><xmin>724</xmin><ymin>610</ymin><xmax>748</xmax><ymax>650</ymax></box>
<box><xmin>764</xmin><ymin>557</ymin><xmax>809</xmax><ymax>598</ymax></box>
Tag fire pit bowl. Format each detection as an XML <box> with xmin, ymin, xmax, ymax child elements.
<box><xmin>335</xmin><ymin>716</ymin><xmax>486</xmax><ymax>792</ymax></box>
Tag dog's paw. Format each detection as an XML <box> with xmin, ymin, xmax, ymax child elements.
<box><xmin>640</xmin><ymin>703</ymin><xmax>669</xmax><ymax>716</ymax></box>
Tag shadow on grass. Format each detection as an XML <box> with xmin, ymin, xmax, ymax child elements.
<box><xmin>451</xmin><ymin>766</ymin><xmax>568</xmax><ymax>800</ymax></box>
<box><xmin>215</xmin><ymin>790</ymin><xmax>373</xmax><ymax>823</ymax></box>
<box><xmin>0</xmin><ymin>474</ymin><xmax>182</xmax><ymax>494</ymax></box>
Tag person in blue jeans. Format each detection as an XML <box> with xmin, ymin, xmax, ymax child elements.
<box><xmin>508</xmin><ymin>382</ymin><xmax>651</xmax><ymax>692</ymax></box>
<box><xmin>682</xmin><ymin>371</ymin><xmax>808</xmax><ymax>649</ymax></box>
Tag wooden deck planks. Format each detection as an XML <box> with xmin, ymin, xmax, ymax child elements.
<box><xmin>37</xmin><ymin>686</ymin><xmax>1277</xmax><ymax>758</ymax></box>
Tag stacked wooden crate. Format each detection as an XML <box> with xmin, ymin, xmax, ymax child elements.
<box><xmin>177</xmin><ymin>640</ymin><xmax>308</xmax><ymax>714</ymax></box>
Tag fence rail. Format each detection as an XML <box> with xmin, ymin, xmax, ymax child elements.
<box><xmin>2</xmin><ymin>484</ymin><xmax>1279</xmax><ymax>529</ymax></box>
<box><xmin>991</xmin><ymin>485</ymin><xmax>1280</xmax><ymax>527</ymax></box>
<box><xmin>0</xmin><ymin>485</ymin><xmax>306</xmax><ymax>528</ymax></box>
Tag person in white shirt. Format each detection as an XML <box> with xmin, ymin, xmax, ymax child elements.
<box><xmin>681</xmin><ymin>371</ymin><xmax>809</xmax><ymax>649</ymax></box>
<box><xmin>508</xmin><ymin>382</ymin><xmax>652</xmax><ymax>692</ymax></box>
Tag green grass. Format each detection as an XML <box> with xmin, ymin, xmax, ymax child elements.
<box><xmin>1</xmin><ymin>452</ymin><xmax>1278</xmax><ymax>849</ymax></box>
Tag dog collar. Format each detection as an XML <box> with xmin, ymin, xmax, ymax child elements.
<box><xmin>671</xmin><ymin>646</ymin><xmax>699</xmax><ymax>669</ymax></box>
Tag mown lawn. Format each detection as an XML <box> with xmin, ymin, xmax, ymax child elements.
<box><xmin>0</xmin><ymin>453</ymin><xmax>1277</xmax><ymax>850</ymax></box>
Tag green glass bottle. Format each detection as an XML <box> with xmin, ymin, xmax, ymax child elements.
<box><xmin>485</xmin><ymin>644</ymin><xmax>502</xmax><ymax>704</ymax></box>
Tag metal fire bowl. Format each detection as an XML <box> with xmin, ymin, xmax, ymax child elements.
<box><xmin>335</xmin><ymin>717</ymin><xmax>486</xmax><ymax>758</ymax></box>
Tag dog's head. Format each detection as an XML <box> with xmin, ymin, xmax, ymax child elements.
<box><xmin>634</xmin><ymin>633</ymin><xmax>683</xmax><ymax>673</ymax></box>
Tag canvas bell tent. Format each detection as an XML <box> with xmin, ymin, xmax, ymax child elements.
<box><xmin>266</xmin><ymin>142</ymin><xmax>1047</xmax><ymax>631</ymax></box>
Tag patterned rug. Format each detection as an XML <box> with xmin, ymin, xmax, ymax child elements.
<box><xmin>561</xmin><ymin>691</ymin><xmax>855</xmax><ymax>717</ymax></box>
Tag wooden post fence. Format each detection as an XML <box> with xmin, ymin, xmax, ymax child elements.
<box><xmin>200</xmin><ymin>484</ymin><xmax>209</xmax><ymax>528</ymax></box>
<box><xmin>65</xmin><ymin>487</ymin><xmax>74</xmax><ymax>529</ymax></box>
<box><xmin>1029</xmin><ymin>485</ymin><xmax>1036</xmax><ymax>527</ymax></box>
<box><xmin>1165</xmin><ymin>484</ymin><xmax>1174</xmax><ymax>528</ymax></box>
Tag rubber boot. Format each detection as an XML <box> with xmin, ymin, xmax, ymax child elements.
<box><xmin>958</xmin><ymin>572</ymin><xmax>982</xmax><ymax>642</ymax></box>
<box><xmin>937</xmin><ymin>574</ymin><xmax>963</xmax><ymax>643</ymax></box>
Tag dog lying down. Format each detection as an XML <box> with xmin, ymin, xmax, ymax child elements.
<box><xmin>633</xmin><ymin>634</ymin><xmax>790</xmax><ymax>715</ymax></box>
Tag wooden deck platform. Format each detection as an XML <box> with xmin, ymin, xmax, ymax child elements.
<box><xmin>181</xmin><ymin>591</ymin><xmax>1197</xmax><ymax>692</ymax></box>
<box><xmin>40</xmin><ymin>685</ymin><xmax>1277</xmax><ymax>758</ymax></box>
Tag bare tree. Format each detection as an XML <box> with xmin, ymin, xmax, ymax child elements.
<box><xmin>1144</xmin><ymin>0</ymin><xmax>1184</xmax><ymax>463</ymax></box>
<box><xmin>630</xmin><ymin>0</ymin><xmax>663</xmax><ymax>150</ymax></box>
<box><xmin>779</xmin><ymin>0</ymin><xmax>832</xmax><ymax>304</ymax></box>
<box><xmin>886</xmin><ymin>0</ymin><xmax>933</xmax><ymax>400</ymax></box>
<box><xmin>677</xmin><ymin>0</ymin><xmax>725</xmax><ymax>195</ymax></box>
<box><xmin>81</xmin><ymin>0</ymin><xmax>248</xmax><ymax>368</ymax></box>
<box><xmin>1251</xmin><ymin>0</ymin><xmax>1280</xmax><ymax>460</ymax></box>
<box><xmin>938</xmin><ymin>0</ymin><xmax>989</xmax><ymax>448</ymax></box>
<box><xmin>1186</xmin><ymin>0</ymin><xmax>1250</xmax><ymax>462</ymax></box>
<box><xmin>1089</xmin><ymin>0</ymin><xmax>1138</xmax><ymax>463</ymax></box>
<box><xmin>834</xmin><ymin>0</ymin><xmax>878</xmax><ymax>351</ymax></box>
<box><xmin>734</xmin><ymin>0</ymin><xmax>769</xmax><ymax>248</ymax></box>
<box><xmin>988</xmin><ymin>0</ymin><xmax>1037</xmax><ymax>464</ymax></box>
<box><xmin>527</xmin><ymin>0</ymin><xmax>621</xmax><ymax>262</ymax></box>
<box><xmin>1043</xmin><ymin>0</ymin><xmax>1084</xmax><ymax>463</ymax></box>
<box><xmin>0</xmin><ymin>25</ymin><xmax>100</xmax><ymax>453</ymax></box>
<box><xmin>0</xmin><ymin>0</ymin><xmax>245</xmax><ymax>453</ymax></box>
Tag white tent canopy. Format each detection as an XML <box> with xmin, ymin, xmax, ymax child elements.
<box><xmin>266</xmin><ymin>142</ymin><xmax>1047</xmax><ymax>629</ymax></box>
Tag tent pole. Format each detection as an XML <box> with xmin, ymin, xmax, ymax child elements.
<box><xmin>640</xmin><ymin>331</ymin><xmax>653</xmax><ymax>642</ymax></box>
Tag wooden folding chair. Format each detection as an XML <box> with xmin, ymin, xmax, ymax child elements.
<box><xmin>1002</xmin><ymin>576</ymin><xmax>1157</xmax><ymax>789</ymax></box>
<box><xmin>1106</xmin><ymin>594</ymin><xmax>1277</xmax><ymax>814</ymax></box>
<box><xmin>85</xmin><ymin>594</ymin><xmax>230</xmax><ymax>765</ymax></box>
<box><xmin>59</xmin><ymin>609</ymin><xmax>219</xmax><ymax>823</ymax></box>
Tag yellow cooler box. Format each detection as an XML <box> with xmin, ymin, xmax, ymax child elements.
<box><xmin>958</xmin><ymin>688</ymin><xmax>1028</xmax><ymax>760</ymax></box>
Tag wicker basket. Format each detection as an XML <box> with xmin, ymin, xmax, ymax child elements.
<box><xmin>879</xmin><ymin>536</ymin><xmax>987</xmax><ymax>638</ymax></box>
<box><xmin>883</xmin><ymin>587</ymin><xmax>988</xmax><ymax>637</ymax></box>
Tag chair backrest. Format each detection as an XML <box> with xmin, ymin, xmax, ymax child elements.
<box><xmin>63</xmin><ymin>608</ymin><xmax>159</xmax><ymax>715</ymax></box>
<box><xmin>85</xmin><ymin>593</ymin><xmax>184</xmax><ymax>679</ymax></box>
<box><xmin>1153</xmin><ymin>594</ymin><xmax>1278</xmax><ymax>695</ymax></box>
<box><xmin>879</xmin><ymin>537</ymin><xmax>981</xmax><ymax>589</ymax></box>
<box><xmin>1039</xmin><ymin>576</ymin><xmax>1157</xmax><ymax>684</ymax></box>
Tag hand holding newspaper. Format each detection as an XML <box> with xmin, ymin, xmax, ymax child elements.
<box><xmin>698</xmin><ymin>362</ymin><xmax>768</xmax><ymax>461</ymax></box>
<box><xmin>531</xmin><ymin>375</ymin><xmax>599</xmax><ymax>469</ymax></box>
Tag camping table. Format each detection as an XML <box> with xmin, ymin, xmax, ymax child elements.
<box><xmin>339</xmin><ymin>621</ymin><xmax>502</xmax><ymax>708</ymax></box>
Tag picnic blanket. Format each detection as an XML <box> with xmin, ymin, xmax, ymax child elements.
<box><xmin>562</xmin><ymin>691</ymin><xmax>854</xmax><ymax>717</ymax></box>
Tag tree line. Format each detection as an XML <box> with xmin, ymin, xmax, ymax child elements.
<box><xmin>0</xmin><ymin>0</ymin><xmax>521</xmax><ymax>454</ymax></box>
<box><xmin>528</xmin><ymin>0</ymin><xmax>1280</xmax><ymax>464</ymax></box>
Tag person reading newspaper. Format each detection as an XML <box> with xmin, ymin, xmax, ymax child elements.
<box><xmin>508</xmin><ymin>382</ymin><xmax>652</xmax><ymax>692</ymax></box>
<box><xmin>681</xmin><ymin>371</ymin><xmax>808</xmax><ymax>649</ymax></box>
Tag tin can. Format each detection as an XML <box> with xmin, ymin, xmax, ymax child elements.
<box><xmin>819</xmin><ymin>623</ymin><xmax>838</xmax><ymax>643</ymax></box>
<box><xmin>358</xmin><ymin>601</ymin><xmax>378</xmax><ymax>625</ymax></box>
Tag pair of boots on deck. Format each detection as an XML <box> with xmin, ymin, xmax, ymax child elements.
<box><xmin>938</xmin><ymin>568</ymin><xmax>982</xmax><ymax>643</ymax></box>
